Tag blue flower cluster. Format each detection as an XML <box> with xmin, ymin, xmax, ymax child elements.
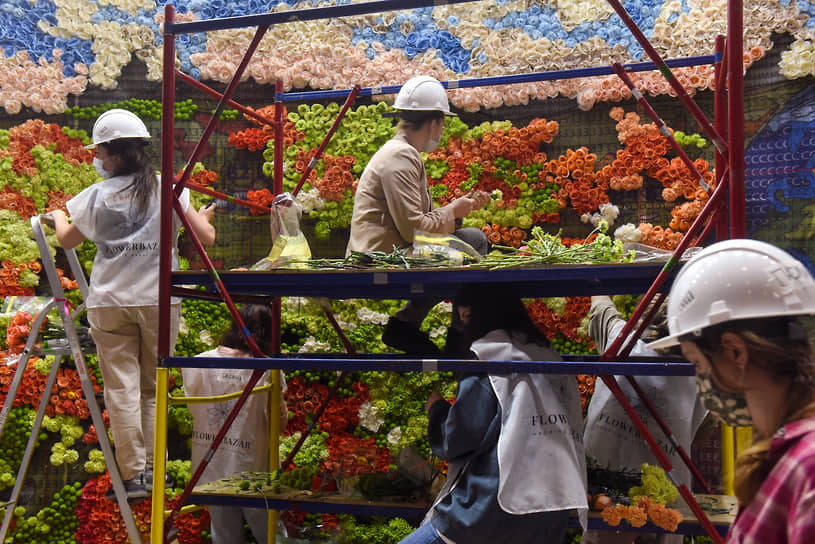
<box><xmin>483</xmin><ymin>0</ymin><xmax>667</xmax><ymax>61</ymax></box>
<box><xmin>790</xmin><ymin>0</ymin><xmax>815</xmax><ymax>28</ymax></box>
<box><xmin>351</xmin><ymin>7</ymin><xmax>472</xmax><ymax>73</ymax></box>
<box><xmin>0</xmin><ymin>0</ymin><xmax>92</xmax><ymax>77</ymax></box>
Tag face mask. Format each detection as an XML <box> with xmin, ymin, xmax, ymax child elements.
<box><xmin>696</xmin><ymin>373</ymin><xmax>753</xmax><ymax>427</ymax></box>
<box><xmin>423</xmin><ymin>134</ymin><xmax>441</xmax><ymax>153</ymax></box>
<box><xmin>93</xmin><ymin>157</ymin><xmax>114</xmax><ymax>179</ymax></box>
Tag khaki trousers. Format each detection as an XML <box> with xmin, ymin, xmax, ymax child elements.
<box><xmin>88</xmin><ymin>304</ymin><xmax>180</xmax><ymax>480</ymax></box>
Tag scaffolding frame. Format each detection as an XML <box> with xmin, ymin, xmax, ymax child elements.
<box><xmin>152</xmin><ymin>0</ymin><xmax>745</xmax><ymax>541</ymax></box>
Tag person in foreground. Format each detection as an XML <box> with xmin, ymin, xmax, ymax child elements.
<box><xmin>51</xmin><ymin>109</ymin><xmax>215</xmax><ymax>500</ymax></box>
<box><xmin>183</xmin><ymin>303</ymin><xmax>288</xmax><ymax>544</ymax></box>
<box><xmin>648</xmin><ymin>238</ymin><xmax>815</xmax><ymax>543</ymax></box>
<box><xmin>398</xmin><ymin>283</ymin><xmax>588</xmax><ymax>544</ymax></box>
<box><xmin>347</xmin><ymin>75</ymin><xmax>490</xmax><ymax>355</ymax></box>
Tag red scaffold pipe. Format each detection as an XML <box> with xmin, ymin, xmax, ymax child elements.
<box><xmin>280</xmin><ymin>306</ymin><xmax>356</xmax><ymax>470</ymax></box>
<box><xmin>612</xmin><ymin>63</ymin><xmax>711</xmax><ymax>193</ymax></box>
<box><xmin>613</xmin><ymin>205</ymin><xmax>722</xmax><ymax>494</ymax></box>
<box><xmin>603</xmin><ymin>0</ymin><xmax>728</xmax><ymax>156</ymax></box>
<box><xmin>713</xmin><ymin>35</ymin><xmax>729</xmax><ymax>240</ymax></box>
<box><xmin>597</xmin><ymin>374</ymin><xmax>724</xmax><ymax>543</ymax></box>
<box><xmin>183</xmin><ymin>180</ymin><xmax>271</xmax><ymax>215</ymax></box>
<box><xmin>611</xmin><ymin>289</ymin><xmax>713</xmax><ymax>494</ymax></box>
<box><xmin>598</xmin><ymin>172</ymin><xmax>733</xmax><ymax>543</ymax></box>
<box><xmin>164</xmin><ymin>193</ymin><xmax>269</xmax><ymax>535</ymax></box>
<box><xmin>176</xmin><ymin>69</ymin><xmax>280</xmax><ymax>128</ymax></box>
<box><xmin>603</xmin><ymin>167</ymin><xmax>730</xmax><ymax>360</ymax></box>
<box><xmin>174</xmin><ymin>24</ymin><xmax>270</xmax><ymax>199</ymax></box>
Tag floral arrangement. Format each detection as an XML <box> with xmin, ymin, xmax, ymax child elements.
<box><xmin>600</xmin><ymin>463</ymin><xmax>684</xmax><ymax>532</ymax></box>
<box><xmin>0</xmin><ymin>102</ymin><xmax>713</xmax><ymax>541</ymax></box>
<box><xmin>237</xmin><ymin>102</ymin><xmax>712</xmax><ymax>249</ymax></box>
<box><xmin>0</xmin><ymin>0</ymin><xmax>809</xmax><ymax>114</ymax></box>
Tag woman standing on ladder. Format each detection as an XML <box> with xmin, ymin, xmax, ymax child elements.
<box><xmin>51</xmin><ymin>109</ymin><xmax>216</xmax><ymax>500</ymax></box>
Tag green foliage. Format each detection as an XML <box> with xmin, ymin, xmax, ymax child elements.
<box><xmin>335</xmin><ymin>515</ymin><xmax>414</xmax><ymax>544</ymax></box>
<box><xmin>65</xmin><ymin>98</ymin><xmax>198</xmax><ymax>121</ymax></box>
<box><xmin>174</xmin><ymin>298</ymin><xmax>234</xmax><ymax>356</ymax></box>
<box><xmin>0</xmin><ymin>210</ymin><xmax>43</xmax><ymax>265</ymax></box>
<box><xmin>629</xmin><ymin>463</ymin><xmax>680</xmax><ymax>505</ymax></box>
<box><xmin>279</xmin><ymin>431</ymin><xmax>330</xmax><ymax>468</ymax></box>
<box><xmin>0</xmin><ymin>406</ymin><xmax>40</xmax><ymax>491</ymax></box>
<box><xmin>6</xmin><ymin>482</ymin><xmax>83</xmax><ymax>544</ymax></box>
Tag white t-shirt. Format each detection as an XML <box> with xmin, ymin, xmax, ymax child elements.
<box><xmin>183</xmin><ymin>347</ymin><xmax>285</xmax><ymax>483</ymax></box>
<box><xmin>66</xmin><ymin>175</ymin><xmax>190</xmax><ymax>308</ymax></box>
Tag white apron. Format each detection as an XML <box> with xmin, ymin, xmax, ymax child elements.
<box><xmin>427</xmin><ymin>330</ymin><xmax>588</xmax><ymax>530</ymax></box>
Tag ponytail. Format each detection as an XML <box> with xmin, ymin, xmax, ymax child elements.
<box><xmin>99</xmin><ymin>139</ymin><xmax>156</xmax><ymax>219</ymax></box>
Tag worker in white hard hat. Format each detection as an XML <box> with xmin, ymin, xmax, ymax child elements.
<box><xmin>347</xmin><ymin>75</ymin><xmax>490</xmax><ymax>355</ymax></box>
<box><xmin>50</xmin><ymin>108</ymin><xmax>216</xmax><ymax>501</ymax></box>
<box><xmin>647</xmin><ymin>238</ymin><xmax>815</xmax><ymax>542</ymax></box>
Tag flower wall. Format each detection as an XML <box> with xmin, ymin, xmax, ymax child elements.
<box><xmin>0</xmin><ymin>93</ymin><xmax>713</xmax><ymax>540</ymax></box>
<box><xmin>0</xmin><ymin>0</ymin><xmax>814</xmax><ymax>114</ymax></box>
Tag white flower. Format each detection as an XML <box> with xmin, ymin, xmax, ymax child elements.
<box><xmin>282</xmin><ymin>296</ymin><xmax>310</xmax><ymax>312</ymax></box>
<box><xmin>178</xmin><ymin>315</ymin><xmax>188</xmax><ymax>335</ymax></box>
<box><xmin>614</xmin><ymin>223</ymin><xmax>642</xmax><ymax>244</ymax></box>
<box><xmin>298</xmin><ymin>336</ymin><xmax>332</xmax><ymax>352</ymax></box>
<box><xmin>599</xmin><ymin>203</ymin><xmax>620</xmax><ymax>225</ymax></box>
<box><xmin>199</xmin><ymin>330</ymin><xmax>213</xmax><ymax>346</ymax></box>
<box><xmin>356</xmin><ymin>307</ymin><xmax>390</xmax><ymax>325</ymax></box>
<box><xmin>336</xmin><ymin>318</ymin><xmax>357</xmax><ymax>331</ymax></box>
<box><xmin>429</xmin><ymin>326</ymin><xmax>447</xmax><ymax>339</ymax></box>
<box><xmin>387</xmin><ymin>426</ymin><xmax>403</xmax><ymax>445</ymax></box>
<box><xmin>358</xmin><ymin>401</ymin><xmax>385</xmax><ymax>432</ymax></box>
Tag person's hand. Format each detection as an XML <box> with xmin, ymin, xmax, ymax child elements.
<box><xmin>450</xmin><ymin>195</ymin><xmax>476</xmax><ymax>219</ymax></box>
<box><xmin>425</xmin><ymin>391</ymin><xmax>443</xmax><ymax>412</ymax></box>
<box><xmin>200</xmin><ymin>202</ymin><xmax>216</xmax><ymax>223</ymax></box>
<box><xmin>49</xmin><ymin>209</ymin><xmax>67</xmax><ymax>221</ymax></box>
<box><xmin>466</xmin><ymin>190</ymin><xmax>490</xmax><ymax>210</ymax></box>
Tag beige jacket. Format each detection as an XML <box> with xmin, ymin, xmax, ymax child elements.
<box><xmin>347</xmin><ymin>131</ymin><xmax>456</xmax><ymax>255</ymax></box>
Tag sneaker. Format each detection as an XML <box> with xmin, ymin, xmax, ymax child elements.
<box><xmin>382</xmin><ymin>317</ymin><xmax>440</xmax><ymax>355</ymax></box>
<box><xmin>105</xmin><ymin>472</ymin><xmax>149</xmax><ymax>501</ymax></box>
<box><xmin>144</xmin><ymin>468</ymin><xmax>175</xmax><ymax>489</ymax></box>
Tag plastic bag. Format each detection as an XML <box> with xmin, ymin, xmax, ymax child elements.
<box><xmin>251</xmin><ymin>192</ymin><xmax>312</xmax><ymax>270</ymax></box>
<box><xmin>408</xmin><ymin>230</ymin><xmax>482</xmax><ymax>266</ymax></box>
<box><xmin>623</xmin><ymin>242</ymin><xmax>703</xmax><ymax>263</ymax></box>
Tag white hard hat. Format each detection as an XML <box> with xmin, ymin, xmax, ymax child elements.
<box><xmin>647</xmin><ymin>238</ymin><xmax>815</xmax><ymax>350</ymax></box>
<box><xmin>393</xmin><ymin>76</ymin><xmax>456</xmax><ymax>116</ymax></box>
<box><xmin>86</xmin><ymin>109</ymin><xmax>150</xmax><ymax>149</ymax></box>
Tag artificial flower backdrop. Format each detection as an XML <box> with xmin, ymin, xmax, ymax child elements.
<box><xmin>0</xmin><ymin>97</ymin><xmax>695</xmax><ymax>541</ymax></box>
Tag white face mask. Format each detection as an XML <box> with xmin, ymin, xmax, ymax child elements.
<box><xmin>423</xmin><ymin>135</ymin><xmax>441</xmax><ymax>153</ymax></box>
<box><xmin>93</xmin><ymin>157</ymin><xmax>114</xmax><ymax>179</ymax></box>
<box><xmin>422</xmin><ymin>121</ymin><xmax>443</xmax><ymax>153</ymax></box>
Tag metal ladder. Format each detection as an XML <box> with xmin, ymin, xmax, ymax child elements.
<box><xmin>0</xmin><ymin>215</ymin><xmax>142</xmax><ymax>543</ymax></box>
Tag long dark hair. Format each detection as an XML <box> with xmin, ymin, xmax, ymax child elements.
<box><xmin>99</xmin><ymin>138</ymin><xmax>156</xmax><ymax>219</ymax></box>
<box><xmin>220</xmin><ymin>303</ymin><xmax>275</xmax><ymax>354</ymax></box>
<box><xmin>455</xmin><ymin>283</ymin><xmax>550</xmax><ymax>347</ymax></box>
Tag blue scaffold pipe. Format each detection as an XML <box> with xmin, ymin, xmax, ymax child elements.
<box><xmin>276</xmin><ymin>54</ymin><xmax>717</xmax><ymax>102</ymax></box>
<box><xmin>167</xmin><ymin>355</ymin><xmax>696</xmax><ymax>376</ymax></box>
<box><xmin>166</xmin><ymin>0</ymin><xmax>481</xmax><ymax>34</ymax></box>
